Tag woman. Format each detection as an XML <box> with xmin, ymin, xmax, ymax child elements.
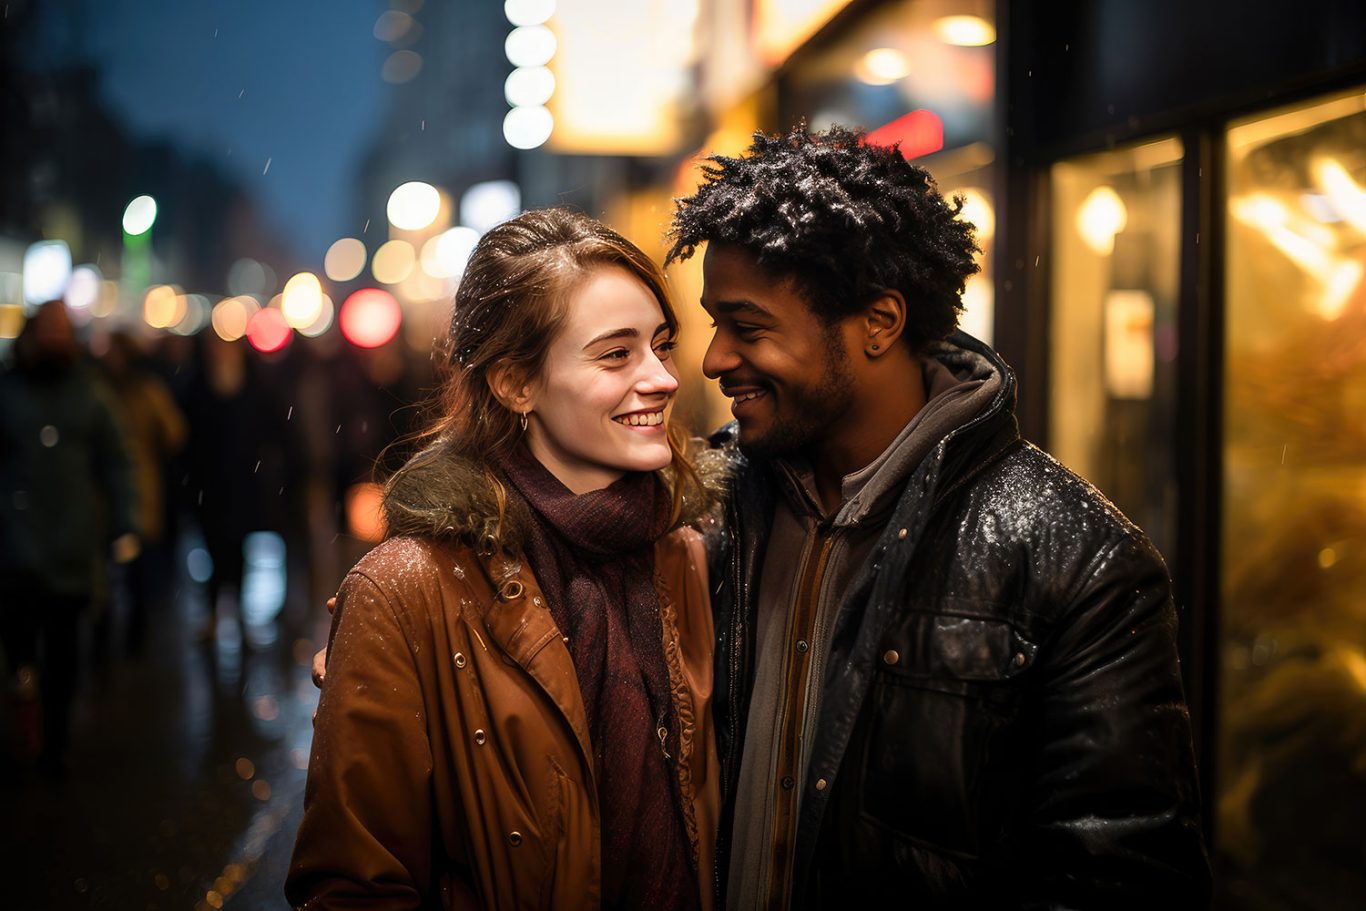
<box><xmin>287</xmin><ymin>209</ymin><xmax>725</xmax><ymax>910</ymax></box>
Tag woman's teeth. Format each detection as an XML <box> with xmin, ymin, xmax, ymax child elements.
<box><xmin>616</xmin><ymin>411</ymin><xmax>663</xmax><ymax>426</ymax></box>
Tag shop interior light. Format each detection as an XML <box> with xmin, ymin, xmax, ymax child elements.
<box><xmin>212</xmin><ymin>296</ymin><xmax>260</xmax><ymax>342</ymax></box>
<box><xmin>143</xmin><ymin>284</ymin><xmax>185</xmax><ymax>330</ymax></box>
<box><xmin>1076</xmin><ymin>186</ymin><xmax>1128</xmax><ymax>255</ymax></box>
<box><xmin>504</xmin><ymin>0</ymin><xmax>556</xmax><ymax>27</ymax></box>
<box><xmin>422</xmin><ymin>227</ymin><xmax>481</xmax><ymax>279</ymax></box>
<box><xmin>122</xmin><ymin>195</ymin><xmax>158</xmax><ymax>236</ymax></box>
<box><xmin>387</xmin><ymin>181</ymin><xmax>441</xmax><ymax>231</ymax></box>
<box><xmin>461</xmin><ymin>181</ymin><xmax>522</xmax><ymax>234</ymax></box>
<box><xmin>1230</xmin><ymin>192</ymin><xmax>1362</xmax><ymax>320</ymax></box>
<box><xmin>955</xmin><ymin>188</ymin><xmax>995</xmax><ymax>242</ymax></box>
<box><xmin>504</xmin><ymin>105</ymin><xmax>554</xmax><ymax>150</ymax></box>
<box><xmin>65</xmin><ymin>264</ymin><xmax>102</xmax><ymax>312</ymax></box>
<box><xmin>505</xmin><ymin>25</ymin><xmax>557</xmax><ymax>67</ymax></box>
<box><xmin>932</xmin><ymin>15</ymin><xmax>996</xmax><ymax>47</ymax></box>
<box><xmin>1311</xmin><ymin>157</ymin><xmax>1366</xmax><ymax>234</ymax></box>
<box><xmin>855</xmin><ymin>48</ymin><xmax>909</xmax><ymax>85</ymax></box>
<box><xmin>505</xmin><ymin>65</ymin><xmax>556</xmax><ymax>107</ymax></box>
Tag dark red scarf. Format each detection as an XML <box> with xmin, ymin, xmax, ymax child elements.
<box><xmin>501</xmin><ymin>444</ymin><xmax>698</xmax><ymax>911</ymax></box>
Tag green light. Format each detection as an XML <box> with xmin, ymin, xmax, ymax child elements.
<box><xmin>122</xmin><ymin>195</ymin><xmax>158</xmax><ymax>236</ymax></box>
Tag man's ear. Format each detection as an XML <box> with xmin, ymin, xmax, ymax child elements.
<box><xmin>487</xmin><ymin>361</ymin><xmax>536</xmax><ymax>413</ymax></box>
<box><xmin>863</xmin><ymin>290</ymin><xmax>907</xmax><ymax>357</ymax></box>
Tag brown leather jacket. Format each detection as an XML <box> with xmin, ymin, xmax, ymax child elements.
<box><xmin>287</xmin><ymin>448</ymin><xmax>722</xmax><ymax>911</ymax></box>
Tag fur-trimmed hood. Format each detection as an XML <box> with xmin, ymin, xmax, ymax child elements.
<box><xmin>382</xmin><ymin>439</ymin><xmax>738</xmax><ymax>550</ymax></box>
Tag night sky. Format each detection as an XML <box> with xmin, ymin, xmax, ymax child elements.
<box><xmin>30</xmin><ymin>0</ymin><xmax>391</xmax><ymax>261</ymax></box>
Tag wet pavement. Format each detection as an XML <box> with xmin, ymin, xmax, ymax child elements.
<box><xmin>2</xmin><ymin>563</ymin><xmax>330</xmax><ymax>911</ymax></box>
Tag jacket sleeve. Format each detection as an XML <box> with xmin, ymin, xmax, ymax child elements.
<box><xmin>286</xmin><ymin>570</ymin><xmax>435</xmax><ymax>910</ymax></box>
<box><xmin>1018</xmin><ymin>535</ymin><xmax>1211</xmax><ymax>910</ymax></box>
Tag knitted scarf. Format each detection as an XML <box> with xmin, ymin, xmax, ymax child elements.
<box><xmin>501</xmin><ymin>444</ymin><xmax>698</xmax><ymax>911</ymax></box>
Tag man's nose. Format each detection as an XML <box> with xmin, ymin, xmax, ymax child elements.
<box><xmin>701</xmin><ymin>332</ymin><xmax>739</xmax><ymax>379</ymax></box>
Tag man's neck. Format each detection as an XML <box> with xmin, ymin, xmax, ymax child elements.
<box><xmin>807</xmin><ymin>356</ymin><xmax>927</xmax><ymax>513</ymax></box>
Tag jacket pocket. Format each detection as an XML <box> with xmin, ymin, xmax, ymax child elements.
<box><xmin>856</xmin><ymin>612</ymin><xmax>1035</xmax><ymax>857</ymax></box>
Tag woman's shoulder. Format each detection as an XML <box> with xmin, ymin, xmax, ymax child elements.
<box><xmin>345</xmin><ymin>535</ymin><xmax>492</xmax><ymax>617</ymax></box>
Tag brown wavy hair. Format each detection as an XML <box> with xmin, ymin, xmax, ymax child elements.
<box><xmin>385</xmin><ymin>207</ymin><xmax>705</xmax><ymax>548</ymax></box>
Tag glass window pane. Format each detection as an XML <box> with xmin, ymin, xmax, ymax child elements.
<box><xmin>1220</xmin><ymin>87</ymin><xmax>1366</xmax><ymax>907</ymax></box>
<box><xmin>1049</xmin><ymin>138</ymin><xmax>1184</xmax><ymax>561</ymax></box>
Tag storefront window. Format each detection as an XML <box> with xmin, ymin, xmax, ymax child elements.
<box><xmin>1219</xmin><ymin>88</ymin><xmax>1366</xmax><ymax>907</ymax></box>
<box><xmin>1048</xmin><ymin>138</ymin><xmax>1184</xmax><ymax>560</ymax></box>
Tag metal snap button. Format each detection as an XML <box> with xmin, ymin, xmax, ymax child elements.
<box><xmin>882</xmin><ymin>649</ymin><xmax>900</xmax><ymax>666</ymax></box>
<box><xmin>815</xmin><ymin>777</ymin><xmax>828</xmax><ymax>791</ymax></box>
<box><xmin>781</xmin><ymin>776</ymin><xmax>795</xmax><ymax>790</ymax></box>
<box><xmin>1013</xmin><ymin>652</ymin><xmax>1027</xmax><ymax>668</ymax></box>
<box><xmin>508</xmin><ymin>831</ymin><xmax>523</xmax><ymax>846</ymax></box>
<box><xmin>796</xmin><ymin>639</ymin><xmax>809</xmax><ymax>654</ymax></box>
<box><xmin>453</xmin><ymin>652</ymin><xmax>467</xmax><ymax>669</ymax></box>
<box><xmin>896</xmin><ymin>528</ymin><xmax>908</xmax><ymax>540</ymax></box>
<box><xmin>499</xmin><ymin>579</ymin><xmax>524</xmax><ymax>600</ymax></box>
<box><xmin>474</xmin><ymin>729</ymin><xmax>487</xmax><ymax>745</ymax></box>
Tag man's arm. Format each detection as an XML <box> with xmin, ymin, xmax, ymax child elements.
<box><xmin>1019</xmin><ymin>535</ymin><xmax>1211</xmax><ymax>909</ymax></box>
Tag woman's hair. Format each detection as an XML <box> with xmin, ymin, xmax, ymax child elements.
<box><xmin>386</xmin><ymin>207</ymin><xmax>704</xmax><ymax>545</ymax></box>
<box><xmin>667</xmin><ymin>124</ymin><xmax>980</xmax><ymax>353</ymax></box>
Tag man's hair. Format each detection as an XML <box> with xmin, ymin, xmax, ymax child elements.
<box><xmin>666</xmin><ymin>124</ymin><xmax>981</xmax><ymax>352</ymax></box>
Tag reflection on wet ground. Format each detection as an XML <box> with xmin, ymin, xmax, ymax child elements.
<box><xmin>2</xmin><ymin>555</ymin><xmax>326</xmax><ymax>911</ymax></box>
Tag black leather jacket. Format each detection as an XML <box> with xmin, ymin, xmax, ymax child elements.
<box><xmin>708</xmin><ymin>333</ymin><xmax>1210</xmax><ymax>909</ymax></box>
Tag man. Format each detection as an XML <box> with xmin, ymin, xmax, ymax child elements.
<box><xmin>0</xmin><ymin>300</ymin><xmax>139</xmax><ymax>773</ymax></box>
<box><xmin>666</xmin><ymin>126</ymin><xmax>1210</xmax><ymax>908</ymax></box>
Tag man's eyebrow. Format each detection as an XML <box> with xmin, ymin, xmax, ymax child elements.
<box><xmin>711</xmin><ymin>299</ymin><xmax>773</xmax><ymax>320</ymax></box>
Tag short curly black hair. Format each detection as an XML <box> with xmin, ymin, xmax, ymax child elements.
<box><xmin>667</xmin><ymin>124</ymin><xmax>980</xmax><ymax>353</ymax></box>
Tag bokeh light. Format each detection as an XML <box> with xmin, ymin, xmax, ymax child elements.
<box><xmin>171</xmin><ymin>293</ymin><xmax>211</xmax><ymax>336</ymax></box>
<box><xmin>373</xmin><ymin>10</ymin><xmax>414</xmax><ymax>42</ymax></box>
<box><xmin>386</xmin><ymin>181</ymin><xmax>441</xmax><ymax>231</ymax></box>
<box><xmin>504</xmin><ymin>0</ymin><xmax>556</xmax><ymax>27</ymax></box>
<box><xmin>340</xmin><ymin>288</ymin><xmax>402</xmax><ymax>348</ymax></box>
<box><xmin>382</xmin><ymin>50</ymin><xmax>423</xmax><ymax>84</ymax></box>
<box><xmin>65</xmin><ymin>264</ymin><xmax>102</xmax><ymax>311</ymax></box>
<box><xmin>93</xmin><ymin>280</ymin><xmax>120</xmax><ymax>319</ymax></box>
<box><xmin>227</xmin><ymin>258</ymin><xmax>275</xmax><ymax>297</ymax></box>
<box><xmin>956</xmin><ymin>188</ymin><xmax>995</xmax><ymax>241</ymax></box>
<box><xmin>122</xmin><ymin>195</ymin><xmax>158</xmax><ymax>235</ymax></box>
<box><xmin>211</xmin><ymin>295</ymin><xmax>260</xmax><ymax>342</ymax></box>
<box><xmin>503</xmin><ymin>105</ymin><xmax>554</xmax><ymax>149</ymax></box>
<box><xmin>371</xmin><ymin>239</ymin><xmax>416</xmax><ymax>284</ymax></box>
<box><xmin>246</xmin><ymin>306</ymin><xmax>292</xmax><ymax>353</ymax></box>
<box><xmin>299</xmin><ymin>293</ymin><xmax>335</xmax><ymax>338</ymax></box>
<box><xmin>143</xmin><ymin>285</ymin><xmax>185</xmax><ymax>329</ymax></box>
<box><xmin>932</xmin><ymin>15</ymin><xmax>996</xmax><ymax>47</ymax></box>
<box><xmin>281</xmin><ymin>272</ymin><xmax>325</xmax><ymax>329</ymax></box>
<box><xmin>855</xmin><ymin>48</ymin><xmax>910</xmax><ymax>85</ymax></box>
<box><xmin>22</xmin><ymin>240</ymin><xmax>72</xmax><ymax>306</ymax></box>
<box><xmin>504</xmin><ymin>65</ymin><xmax>555</xmax><ymax>107</ymax></box>
<box><xmin>421</xmin><ymin>226</ymin><xmax>480</xmax><ymax>279</ymax></box>
<box><xmin>324</xmin><ymin>238</ymin><xmax>367</xmax><ymax>282</ymax></box>
<box><xmin>504</xmin><ymin>25</ymin><xmax>556</xmax><ymax>67</ymax></box>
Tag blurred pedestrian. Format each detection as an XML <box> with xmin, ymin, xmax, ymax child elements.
<box><xmin>0</xmin><ymin>301</ymin><xmax>139</xmax><ymax>774</ymax></box>
<box><xmin>100</xmin><ymin>330</ymin><xmax>187</xmax><ymax>655</ymax></box>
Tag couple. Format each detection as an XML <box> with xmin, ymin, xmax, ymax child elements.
<box><xmin>287</xmin><ymin>127</ymin><xmax>1211</xmax><ymax>910</ymax></box>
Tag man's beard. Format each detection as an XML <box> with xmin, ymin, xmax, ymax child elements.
<box><xmin>739</xmin><ymin>329</ymin><xmax>854</xmax><ymax>460</ymax></box>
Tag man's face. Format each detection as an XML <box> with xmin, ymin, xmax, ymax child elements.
<box><xmin>700</xmin><ymin>244</ymin><xmax>856</xmax><ymax>458</ymax></box>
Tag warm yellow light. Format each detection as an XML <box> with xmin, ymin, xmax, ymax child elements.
<box><xmin>932</xmin><ymin>15</ymin><xmax>996</xmax><ymax>47</ymax></box>
<box><xmin>144</xmin><ymin>285</ymin><xmax>185</xmax><ymax>329</ymax></box>
<box><xmin>956</xmin><ymin>187</ymin><xmax>994</xmax><ymax>242</ymax></box>
<box><xmin>0</xmin><ymin>304</ymin><xmax>23</xmax><ymax>340</ymax></box>
<box><xmin>854</xmin><ymin>48</ymin><xmax>909</xmax><ymax>85</ymax></box>
<box><xmin>372</xmin><ymin>240</ymin><xmax>416</xmax><ymax>285</ymax></box>
<box><xmin>387</xmin><ymin>182</ymin><xmax>441</xmax><ymax>231</ymax></box>
<box><xmin>1311</xmin><ymin>157</ymin><xmax>1366</xmax><ymax>234</ymax></box>
<box><xmin>959</xmin><ymin>274</ymin><xmax>994</xmax><ymax>345</ymax></box>
<box><xmin>299</xmin><ymin>294</ymin><xmax>335</xmax><ymax>338</ymax></box>
<box><xmin>281</xmin><ymin>272</ymin><xmax>325</xmax><ymax>329</ymax></box>
<box><xmin>93</xmin><ymin>280</ymin><xmax>120</xmax><ymax>318</ymax></box>
<box><xmin>1231</xmin><ymin>193</ymin><xmax>1362</xmax><ymax>319</ymax></box>
<box><xmin>324</xmin><ymin>238</ymin><xmax>367</xmax><ymax>283</ymax></box>
<box><xmin>1077</xmin><ymin>186</ymin><xmax>1128</xmax><ymax>255</ymax></box>
<box><xmin>211</xmin><ymin>295</ymin><xmax>259</xmax><ymax>342</ymax></box>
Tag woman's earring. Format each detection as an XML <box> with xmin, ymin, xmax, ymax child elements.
<box><xmin>519</xmin><ymin>411</ymin><xmax>529</xmax><ymax>432</ymax></box>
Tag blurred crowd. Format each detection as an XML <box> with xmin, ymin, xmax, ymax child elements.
<box><xmin>0</xmin><ymin>300</ymin><xmax>430</xmax><ymax>777</ymax></box>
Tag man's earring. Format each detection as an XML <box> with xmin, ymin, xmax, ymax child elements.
<box><xmin>870</xmin><ymin>343</ymin><xmax>881</xmax><ymax>352</ymax></box>
<box><xmin>519</xmin><ymin>411</ymin><xmax>529</xmax><ymax>432</ymax></box>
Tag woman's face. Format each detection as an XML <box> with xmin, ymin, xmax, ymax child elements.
<box><xmin>523</xmin><ymin>265</ymin><xmax>680</xmax><ymax>494</ymax></box>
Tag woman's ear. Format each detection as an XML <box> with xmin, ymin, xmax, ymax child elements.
<box><xmin>487</xmin><ymin>361</ymin><xmax>536</xmax><ymax>413</ymax></box>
